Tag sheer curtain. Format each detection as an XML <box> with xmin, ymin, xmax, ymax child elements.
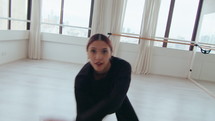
<box><xmin>28</xmin><ymin>0</ymin><xmax>42</xmax><ymax>59</ymax></box>
<box><xmin>91</xmin><ymin>0</ymin><xmax>127</xmax><ymax>56</ymax></box>
<box><xmin>109</xmin><ymin>0</ymin><xmax>127</xmax><ymax>56</ymax></box>
<box><xmin>90</xmin><ymin>0</ymin><xmax>107</xmax><ymax>35</ymax></box>
<box><xmin>134</xmin><ymin>0</ymin><xmax>161</xmax><ymax>74</ymax></box>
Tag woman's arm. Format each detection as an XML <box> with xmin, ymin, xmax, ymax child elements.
<box><xmin>74</xmin><ymin>63</ymin><xmax>97</xmax><ymax>120</ymax></box>
<box><xmin>76</xmin><ymin>61</ymin><xmax>132</xmax><ymax>121</ymax></box>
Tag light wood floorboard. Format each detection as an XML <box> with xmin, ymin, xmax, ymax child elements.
<box><xmin>0</xmin><ymin>59</ymin><xmax>215</xmax><ymax>121</ymax></box>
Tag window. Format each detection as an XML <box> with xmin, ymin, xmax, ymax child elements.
<box><xmin>41</xmin><ymin>0</ymin><xmax>61</xmax><ymax>34</ymax></box>
<box><xmin>0</xmin><ymin>0</ymin><xmax>9</xmax><ymax>30</ymax></box>
<box><xmin>121</xmin><ymin>0</ymin><xmax>145</xmax><ymax>44</ymax></box>
<box><xmin>198</xmin><ymin>13</ymin><xmax>215</xmax><ymax>44</ymax></box>
<box><xmin>167</xmin><ymin>0</ymin><xmax>199</xmax><ymax>50</ymax></box>
<box><xmin>0</xmin><ymin>0</ymin><xmax>29</xmax><ymax>30</ymax></box>
<box><xmin>198</xmin><ymin>12</ymin><xmax>215</xmax><ymax>54</ymax></box>
<box><xmin>154</xmin><ymin>0</ymin><xmax>171</xmax><ymax>47</ymax></box>
<box><xmin>122</xmin><ymin>0</ymin><xmax>201</xmax><ymax>51</ymax></box>
<box><xmin>11</xmin><ymin>0</ymin><xmax>28</xmax><ymax>30</ymax></box>
<box><xmin>155</xmin><ymin>0</ymin><xmax>200</xmax><ymax>50</ymax></box>
<box><xmin>41</xmin><ymin>0</ymin><xmax>93</xmax><ymax>38</ymax></box>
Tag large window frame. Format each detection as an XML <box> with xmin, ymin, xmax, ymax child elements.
<box><xmin>0</xmin><ymin>0</ymin><xmax>94</xmax><ymax>36</ymax></box>
<box><xmin>41</xmin><ymin>0</ymin><xmax>94</xmax><ymax>38</ymax></box>
<box><xmin>0</xmin><ymin>0</ymin><xmax>31</xmax><ymax>30</ymax></box>
<box><xmin>121</xmin><ymin>0</ymin><xmax>203</xmax><ymax>51</ymax></box>
<box><xmin>1</xmin><ymin>0</ymin><xmax>203</xmax><ymax>48</ymax></box>
<box><xmin>162</xmin><ymin>0</ymin><xmax>203</xmax><ymax>51</ymax></box>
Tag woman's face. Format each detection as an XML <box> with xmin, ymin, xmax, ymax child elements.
<box><xmin>87</xmin><ymin>40</ymin><xmax>112</xmax><ymax>74</ymax></box>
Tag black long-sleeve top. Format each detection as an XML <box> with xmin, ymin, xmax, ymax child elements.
<box><xmin>74</xmin><ymin>56</ymin><xmax>132</xmax><ymax>121</ymax></box>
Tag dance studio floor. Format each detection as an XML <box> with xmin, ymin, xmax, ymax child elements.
<box><xmin>0</xmin><ymin>59</ymin><xmax>215</xmax><ymax>121</ymax></box>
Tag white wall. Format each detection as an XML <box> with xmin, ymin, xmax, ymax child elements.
<box><xmin>41</xmin><ymin>33</ymin><xmax>88</xmax><ymax>64</ymax></box>
<box><xmin>117</xmin><ymin>43</ymin><xmax>139</xmax><ymax>68</ymax></box>
<box><xmin>1</xmin><ymin>31</ymin><xmax>214</xmax><ymax>81</ymax></box>
<box><xmin>119</xmin><ymin>44</ymin><xmax>193</xmax><ymax>78</ymax></box>
<box><xmin>0</xmin><ymin>30</ymin><xmax>28</xmax><ymax>65</ymax></box>
<box><xmin>192</xmin><ymin>0</ymin><xmax>215</xmax><ymax>82</ymax></box>
<box><xmin>151</xmin><ymin>47</ymin><xmax>193</xmax><ymax>78</ymax></box>
<box><xmin>191</xmin><ymin>52</ymin><xmax>215</xmax><ymax>82</ymax></box>
<box><xmin>41</xmin><ymin>33</ymin><xmax>194</xmax><ymax>78</ymax></box>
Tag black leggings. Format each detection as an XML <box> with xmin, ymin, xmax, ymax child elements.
<box><xmin>115</xmin><ymin>96</ymin><xmax>139</xmax><ymax>121</ymax></box>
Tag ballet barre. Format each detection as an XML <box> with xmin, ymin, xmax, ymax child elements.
<box><xmin>108</xmin><ymin>33</ymin><xmax>215</xmax><ymax>54</ymax></box>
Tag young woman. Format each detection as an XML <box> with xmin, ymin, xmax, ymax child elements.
<box><xmin>75</xmin><ymin>33</ymin><xmax>139</xmax><ymax>121</ymax></box>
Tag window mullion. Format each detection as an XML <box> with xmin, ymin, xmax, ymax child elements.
<box><xmin>8</xmin><ymin>0</ymin><xmax>12</xmax><ymax>30</ymax></box>
<box><xmin>59</xmin><ymin>0</ymin><xmax>64</xmax><ymax>34</ymax></box>
<box><xmin>163</xmin><ymin>0</ymin><xmax>175</xmax><ymax>47</ymax></box>
<box><xmin>27</xmin><ymin>0</ymin><xmax>32</xmax><ymax>30</ymax></box>
<box><xmin>189</xmin><ymin>0</ymin><xmax>203</xmax><ymax>51</ymax></box>
<box><xmin>88</xmin><ymin>0</ymin><xmax>94</xmax><ymax>37</ymax></box>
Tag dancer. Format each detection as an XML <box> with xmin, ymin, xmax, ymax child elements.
<box><xmin>75</xmin><ymin>33</ymin><xmax>139</xmax><ymax>121</ymax></box>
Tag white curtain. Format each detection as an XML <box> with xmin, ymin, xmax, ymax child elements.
<box><xmin>109</xmin><ymin>0</ymin><xmax>127</xmax><ymax>56</ymax></box>
<box><xmin>90</xmin><ymin>0</ymin><xmax>107</xmax><ymax>35</ymax></box>
<box><xmin>28</xmin><ymin>0</ymin><xmax>42</xmax><ymax>60</ymax></box>
<box><xmin>133</xmin><ymin>0</ymin><xmax>161</xmax><ymax>74</ymax></box>
<box><xmin>91</xmin><ymin>0</ymin><xmax>127</xmax><ymax>56</ymax></box>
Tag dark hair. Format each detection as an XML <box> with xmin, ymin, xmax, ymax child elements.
<box><xmin>86</xmin><ymin>33</ymin><xmax>113</xmax><ymax>52</ymax></box>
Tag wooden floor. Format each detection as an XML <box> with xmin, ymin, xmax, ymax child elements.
<box><xmin>0</xmin><ymin>59</ymin><xmax>215</xmax><ymax>121</ymax></box>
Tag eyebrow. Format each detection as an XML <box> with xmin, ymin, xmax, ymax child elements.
<box><xmin>89</xmin><ymin>47</ymin><xmax>108</xmax><ymax>50</ymax></box>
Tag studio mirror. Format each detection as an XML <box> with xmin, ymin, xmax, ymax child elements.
<box><xmin>190</xmin><ymin>0</ymin><xmax>215</xmax><ymax>97</ymax></box>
